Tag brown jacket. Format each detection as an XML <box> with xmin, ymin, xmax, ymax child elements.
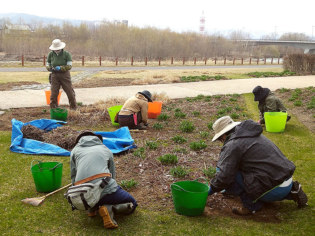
<box><xmin>119</xmin><ymin>93</ymin><xmax>149</xmax><ymax>124</ymax></box>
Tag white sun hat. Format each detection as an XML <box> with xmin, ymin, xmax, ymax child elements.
<box><xmin>212</xmin><ymin>116</ymin><xmax>241</xmax><ymax>142</ymax></box>
<box><xmin>49</xmin><ymin>39</ymin><xmax>66</xmax><ymax>50</ymax></box>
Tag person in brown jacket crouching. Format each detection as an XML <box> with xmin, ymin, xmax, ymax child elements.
<box><xmin>117</xmin><ymin>90</ymin><xmax>152</xmax><ymax>130</ymax></box>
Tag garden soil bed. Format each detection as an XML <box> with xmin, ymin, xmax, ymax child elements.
<box><xmin>1</xmin><ymin>89</ymin><xmax>313</xmax><ymax>223</ymax></box>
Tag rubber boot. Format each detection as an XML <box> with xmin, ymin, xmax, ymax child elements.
<box><xmin>98</xmin><ymin>205</ymin><xmax>118</xmax><ymax>229</ymax></box>
<box><xmin>112</xmin><ymin>203</ymin><xmax>134</xmax><ymax>215</ymax></box>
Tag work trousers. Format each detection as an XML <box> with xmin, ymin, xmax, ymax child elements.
<box><xmin>118</xmin><ymin>112</ymin><xmax>142</xmax><ymax>129</ymax></box>
<box><xmin>50</xmin><ymin>71</ymin><xmax>77</xmax><ymax>109</ymax></box>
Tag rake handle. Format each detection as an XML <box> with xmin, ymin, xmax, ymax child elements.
<box><xmin>43</xmin><ymin>183</ymin><xmax>72</xmax><ymax>198</ymax></box>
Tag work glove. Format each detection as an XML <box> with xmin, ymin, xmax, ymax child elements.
<box><xmin>55</xmin><ymin>66</ymin><xmax>61</xmax><ymax>71</ymax></box>
<box><xmin>208</xmin><ymin>186</ymin><xmax>214</xmax><ymax>196</ymax></box>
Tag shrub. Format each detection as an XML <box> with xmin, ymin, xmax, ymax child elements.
<box><xmin>133</xmin><ymin>147</ymin><xmax>145</xmax><ymax>159</ymax></box>
<box><xmin>172</xmin><ymin>135</ymin><xmax>187</xmax><ymax>144</ymax></box>
<box><xmin>153</xmin><ymin>123</ymin><xmax>163</xmax><ymax>130</ymax></box>
<box><xmin>190</xmin><ymin>140</ymin><xmax>207</xmax><ymax>151</ymax></box>
<box><xmin>203</xmin><ymin>166</ymin><xmax>217</xmax><ymax>178</ymax></box>
<box><xmin>120</xmin><ymin>179</ymin><xmax>138</xmax><ymax>190</ymax></box>
<box><xmin>146</xmin><ymin>141</ymin><xmax>158</xmax><ymax>150</ymax></box>
<box><xmin>157</xmin><ymin>154</ymin><xmax>178</xmax><ymax>165</ymax></box>
<box><xmin>157</xmin><ymin>113</ymin><xmax>169</xmax><ymax>121</ymax></box>
<box><xmin>170</xmin><ymin>166</ymin><xmax>189</xmax><ymax>178</ymax></box>
<box><xmin>180</xmin><ymin>121</ymin><xmax>195</xmax><ymax>133</ymax></box>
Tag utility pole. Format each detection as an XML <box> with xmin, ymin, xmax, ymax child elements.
<box><xmin>312</xmin><ymin>26</ymin><xmax>315</xmax><ymax>41</ymax></box>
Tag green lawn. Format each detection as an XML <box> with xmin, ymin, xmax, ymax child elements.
<box><xmin>0</xmin><ymin>94</ymin><xmax>314</xmax><ymax>235</ymax></box>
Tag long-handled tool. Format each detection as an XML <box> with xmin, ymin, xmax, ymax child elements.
<box><xmin>21</xmin><ymin>183</ymin><xmax>71</xmax><ymax>206</ymax></box>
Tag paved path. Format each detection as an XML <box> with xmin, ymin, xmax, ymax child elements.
<box><xmin>0</xmin><ymin>75</ymin><xmax>314</xmax><ymax>109</ymax></box>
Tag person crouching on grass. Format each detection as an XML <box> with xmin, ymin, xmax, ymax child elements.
<box><xmin>208</xmin><ymin>116</ymin><xmax>308</xmax><ymax>215</ymax></box>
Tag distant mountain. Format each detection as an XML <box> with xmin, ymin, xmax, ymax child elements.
<box><xmin>0</xmin><ymin>12</ymin><xmax>93</xmax><ymax>26</ymax></box>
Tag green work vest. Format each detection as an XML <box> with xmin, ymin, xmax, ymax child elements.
<box><xmin>47</xmin><ymin>50</ymin><xmax>72</xmax><ymax>67</ymax></box>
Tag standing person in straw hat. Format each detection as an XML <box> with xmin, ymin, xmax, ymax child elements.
<box><xmin>252</xmin><ymin>85</ymin><xmax>290</xmax><ymax>124</ymax></box>
<box><xmin>46</xmin><ymin>39</ymin><xmax>77</xmax><ymax>110</ymax></box>
<box><xmin>117</xmin><ymin>90</ymin><xmax>152</xmax><ymax>130</ymax></box>
<box><xmin>208</xmin><ymin>116</ymin><xmax>307</xmax><ymax>215</ymax></box>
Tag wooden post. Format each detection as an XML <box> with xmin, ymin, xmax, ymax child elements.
<box><xmin>241</xmin><ymin>58</ymin><xmax>243</xmax><ymax>65</ymax></box>
<box><xmin>145</xmin><ymin>57</ymin><xmax>147</xmax><ymax>66</ymax></box>
<box><xmin>99</xmin><ymin>56</ymin><xmax>102</xmax><ymax>66</ymax></box>
<box><xmin>264</xmin><ymin>57</ymin><xmax>266</xmax><ymax>64</ymax></box>
<box><xmin>224</xmin><ymin>58</ymin><xmax>226</xmax><ymax>65</ymax></box>
<box><xmin>271</xmin><ymin>58</ymin><xmax>273</xmax><ymax>64</ymax></box>
<box><xmin>194</xmin><ymin>57</ymin><xmax>196</xmax><ymax>65</ymax></box>
<box><xmin>43</xmin><ymin>55</ymin><xmax>46</xmax><ymax>66</ymax></box>
<box><xmin>115</xmin><ymin>57</ymin><xmax>118</xmax><ymax>66</ymax></box>
<box><xmin>257</xmin><ymin>58</ymin><xmax>259</xmax><ymax>64</ymax></box>
<box><xmin>131</xmin><ymin>56</ymin><xmax>133</xmax><ymax>66</ymax></box>
<box><xmin>249</xmin><ymin>57</ymin><xmax>252</xmax><ymax>65</ymax></box>
<box><xmin>171</xmin><ymin>57</ymin><xmax>173</xmax><ymax>65</ymax></box>
<box><xmin>183</xmin><ymin>57</ymin><xmax>185</xmax><ymax>65</ymax></box>
<box><xmin>233</xmin><ymin>58</ymin><xmax>235</xmax><ymax>65</ymax></box>
<box><xmin>22</xmin><ymin>54</ymin><xmax>24</xmax><ymax>66</ymax></box>
<box><xmin>159</xmin><ymin>57</ymin><xmax>161</xmax><ymax>66</ymax></box>
<box><xmin>278</xmin><ymin>57</ymin><xmax>280</xmax><ymax>64</ymax></box>
<box><xmin>82</xmin><ymin>56</ymin><xmax>84</xmax><ymax>66</ymax></box>
<box><xmin>204</xmin><ymin>58</ymin><xmax>207</xmax><ymax>65</ymax></box>
<box><xmin>214</xmin><ymin>58</ymin><xmax>217</xmax><ymax>65</ymax></box>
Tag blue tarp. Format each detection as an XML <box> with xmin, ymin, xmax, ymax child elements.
<box><xmin>10</xmin><ymin>119</ymin><xmax>136</xmax><ymax>156</ymax></box>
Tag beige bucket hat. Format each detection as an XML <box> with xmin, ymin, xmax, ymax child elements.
<box><xmin>212</xmin><ymin>116</ymin><xmax>241</xmax><ymax>142</ymax></box>
<box><xmin>49</xmin><ymin>39</ymin><xmax>66</xmax><ymax>50</ymax></box>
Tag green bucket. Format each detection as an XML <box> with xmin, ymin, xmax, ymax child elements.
<box><xmin>50</xmin><ymin>107</ymin><xmax>68</xmax><ymax>121</ymax></box>
<box><xmin>171</xmin><ymin>178</ymin><xmax>209</xmax><ymax>216</ymax></box>
<box><xmin>264</xmin><ymin>112</ymin><xmax>287</xmax><ymax>133</ymax></box>
<box><xmin>31</xmin><ymin>160</ymin><xmax>63</xmax><ymax>193</ymax></box>
<box><xmin>107</xmin><ymin>105</ymin><xmax>123</xmax><ymax>127</ymax></box>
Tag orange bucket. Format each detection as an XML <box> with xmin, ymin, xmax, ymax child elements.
<box><xmin>45</xmin><ymin>90</ymin><xmax>62</xmax><ymax>105</ymax></box>
<box><xmin>148</xmin><ymin>101</ymin><xmax>163</xmax><ymax>119</ymax></box>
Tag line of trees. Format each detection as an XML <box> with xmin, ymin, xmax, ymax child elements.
<box><xmin>0</xmin><ymin>20</ymin><xmax>311</xmax><ymax>60</ymax></box>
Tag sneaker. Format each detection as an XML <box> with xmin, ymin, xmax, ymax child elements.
<box><xmin>291</xmin><ymin>181</ymin><xmax>308</xmax><ymax>208</ymax></box>
<box><xmin>232</xmin><ymin>207</ymin><xmax>255</xmax><ymax>216</ymax></box>
<box><xmin>98</xmin><ymin>206</ymin><xmax>118</xmax><ymax>229</ymax></box>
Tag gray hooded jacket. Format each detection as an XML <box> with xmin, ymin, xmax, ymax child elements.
<box><xmin>70</xmin><ymin>136</ymin><xmax>118</xmax><ymax>197</ymax></box>
<box><xmin>210</xmin><ymin>120</ymin><xmax>295</xmax><ymax>199</ymax></box>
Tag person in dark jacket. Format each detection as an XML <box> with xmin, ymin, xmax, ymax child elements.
<box><xmin>208</xmin><ymin>116</ymin><xmax>308</xmax><ymax>215</ymax></box>
<box><xmin>252</xmin><ymin>85</ymin><xmax>290</xmax><ymax>124</ymax></box>
<box><xmin>117</xmin><ymin>90</ymin><xmax>152</xmax><ymax>130</ymax></box>
<box><xmin>70</xmin><ymin>131</ymin><xmax>138</xmax><ymax>228</ymax></box>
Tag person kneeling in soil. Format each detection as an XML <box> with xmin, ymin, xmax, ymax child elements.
<box><xmin>252</xmin><ymin>85</ymin><xmax>291</xmax><ymax>124</ymax></box>
<box><xmin>208</xmin><ymin>116</ymin><xmax>308</xmax><ymax>215</ymax></box>
<box><xmin>117</xmin><ymin>90</ymin><xmax>152</xmax><ymax>130</ymax></box>
<box><xmin>70</xmin><ymin>131</ymin><xmax>138</xmax><ymax>228</ymax></box>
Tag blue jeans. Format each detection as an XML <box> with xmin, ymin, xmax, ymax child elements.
<box><xmin>223</xmin><ymin>171</ymin><xmax>292</xmax><ymax>211</ymax></box>
<box><xmin>96</xmin><ymin>186</ymin><xmax>138</xmax><ymax>213</ymax></box>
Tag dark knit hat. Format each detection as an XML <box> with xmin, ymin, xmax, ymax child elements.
<box><xmin>75</xmin><ymin>130</ymin><xmax>103</xmax><ymax>145</ymax></box>
<box><xmin>252</xmin><ymin>86</ymin><xmax>270</xmax><ymax>102</ymax></box>
<box><xmin>138</xmin><ymin>90</ymin><xmax>152</xmax><ymax>102</ymax></box>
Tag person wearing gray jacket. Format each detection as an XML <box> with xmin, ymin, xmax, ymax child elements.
<box><xmin>70</xmin><ymin>131</ymin><xmax>137</xmax><ymax>229</ymax></box>
<box><xmin>208</xmin><ymin>116</ymin><xmax>308</xmax><ymax>215</ymax></box>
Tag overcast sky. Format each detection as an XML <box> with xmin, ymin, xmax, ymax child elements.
<box><xmin>1</xmin><ymin>0</ymin><xmax>315</xmax><ymax>38</ymax></box>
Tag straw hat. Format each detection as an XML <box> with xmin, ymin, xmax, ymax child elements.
<box><xmin>212</xmin><ymin>116</ymin><xmax>241</xmax><ymax>142</ymax></box>
<box><xmin>49</xmin><ymin>39</ymin><xmax>66</xmax><ymax>50</ymax></box>
<box><xmin>75</xmin><ymin>130</ymin><xmax>103</xmax><ymax>145</ymax></box>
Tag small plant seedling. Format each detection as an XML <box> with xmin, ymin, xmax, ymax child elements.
<box><xmin>42</xmin><ymin>109</ymin><xmax>47</xmax><ymax>113</ymax></box>
<box><xmin>230</xmin><ymin>113</ymin><xmax>240</xmax><ymax>119</ymax></box>
<box><xmin>180</xmin><ymin>121</ymin><xmax>195</xmax><ymax>133</ymax></box>
<box><xmin>294</xmin><ymin>100</ymin><xmax>302</xmax><ymax>106</ymax></box>
<box><xmin>279</xmin><ymin>88</ymin><xmax>290</xmax><ymax>93</ymax></box>
<box><xmin>203</xmin><ymin>166</ymin><xmax>217</xmax><ymax>178</ymax></box>
<box><xmin>153</xmin><ymin>123</ymin><xmax>163</xmax><ymax>130</ymax></box>
<box><xmin>207</xmin><ymin>122</ymin><xmax>213</xmax><ymax>130</ymax></box>
<box><xmin>173</xmin><ymin>147</ymin><xmax>188</xmax><ymax>154</ymax></box>
<box><xmin>307</xmin><ymin>97</ymin><xmax>315</xmax><ymax>109</ymax></box>
<box><xmin>77</xmin><ymin>102</ymin><xmax>83</xmax><ymax>106</ymax></box>
<box><xmin>190</xmin><ymin>140</ymin><xmax>207</xmax><ymax>151</ymax></box>
<box><xmin>133</xmin><ymin>147</ymin><xmax>145</xmax><ymax>159</ymax></box>
<box><xmin>200</xmin><ymin>131</ymin><xmax>209</xmax><ymax>138</ymax></box>
<box><xmin>170</xmin><ymin>166</ymin><xmax>189</xmax><ymax>178</ymax></box>
<box><xmin>146</xmin><ymin>141</ymin><xmax>158</xmax><ymax>150</ymax></box>
<box><xmin>120</xmin><ymin>179</ymin><xmax>138</xmax><ymax>190</ymax></box>
<box><xmin>192</xmin><ymin>111</ymin><xmax>200</xmax><ymax>116</ymax></box>
<box><xmin>174</xmin><ymin>111</ymin><xmax>186</xmax><ymax>119</ymax></box>
<box><xmin>204</xmin><ymin>96</ymin><xmax>212</xmax><ymax>102</ymax></box>
<box><xmin>157</xmin><ymin>113</ymin><xmax>169</xmax><ymax>121</ymax></box>
<box><xmin>157</xmin><ymin>154</ymin><xmax>178</xmax><ymax>165</ymax></box>
<box><xmin>172</xmin><ymin>135</ymin><xmax>187</xmax><ymax>144</ymax></box>
<box><xmin>174</xmin><ymin>108</ymin><xmax>181</xmax><ymax>112</ymax></box>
